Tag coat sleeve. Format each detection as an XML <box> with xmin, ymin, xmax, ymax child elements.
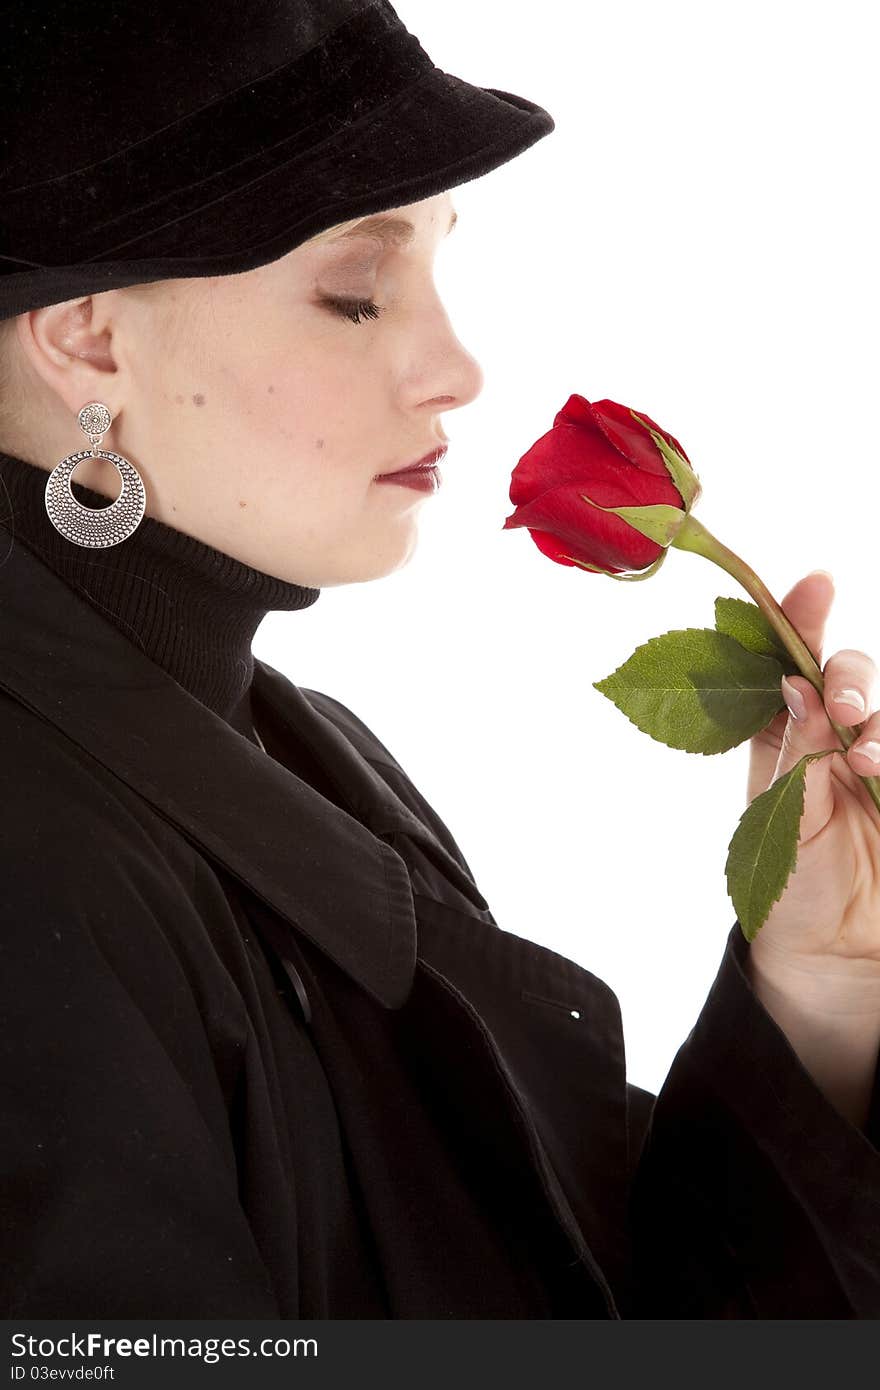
<box><xmin>624</xmin><ymin>920</ymin><xmax>880</xmax><ymax>1317</ymax></box>
<box><xmin>0</xmin><ymin>831</ymin><xmax>281</xmax><ymax>1317</ymax></box>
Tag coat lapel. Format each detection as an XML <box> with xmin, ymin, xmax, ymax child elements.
<box><xmin>251</xmin><ymin>661</ymin><xmax>491</xmax><ymax>914</ymax></box>
<box><xmin>0</xmin><ymin>536</ymin><xmax>424</xmax><ymax>1008</ymax></box>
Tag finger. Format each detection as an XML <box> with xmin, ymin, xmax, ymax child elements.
<box><xmin>777</xmin><ymin>569</ymin><xmax>835</xmax><ymax>670</ymax></box>
<box><xmin>822</xmin><ymin>648</ymin><xmax>877</xmax><ymax>727</ymax></box>
<box><xmin>848</xmin><ymin>710</ymin><xmax>880</xmax><ymax>776</ymax></box>
<box><xmin>775</xmin><ymin>673</ymin><xmax>838</xmax><ymax>841</ymax></box>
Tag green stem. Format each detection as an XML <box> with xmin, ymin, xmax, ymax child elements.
<box><xmin>672</xmin><ymin>512</ymin><xmax>880</xmax><ymax>816</ymax></box>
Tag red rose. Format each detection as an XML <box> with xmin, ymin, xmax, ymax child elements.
<box><xmin>502</xmin><ymin>394</ymin><xmax>699</xmax><ymax>576</ymax></box>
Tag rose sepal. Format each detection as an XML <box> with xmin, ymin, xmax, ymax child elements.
<box><xmin>628</xmin><ymin>408</ymin><xmax>703</xmax><ymax>510</ymax></box>
<box><xmin>558</xmin><ymin>550</ymin><xmax>668</xmax><ymax>582</ymax></box>
<box><xmin>579</xmin><ymin>492</ymin><xmax>688</xmax><ymax>547</ymax></box>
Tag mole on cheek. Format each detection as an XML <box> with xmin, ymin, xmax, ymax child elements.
<box><xmin>192</xmin><ymin>393</ymin><xmax>206</xmax><ymax>407</ymax></box>
<box><xmin>268</xmin><ymin>385</ymin><xmax>275</xmax><ymax>394</ymax></box>
<box><xmin>316</xmin><ymin>438</ymin><xmax>324</xmax><ymax>449</ymax></box>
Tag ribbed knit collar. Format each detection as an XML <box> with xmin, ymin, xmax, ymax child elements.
<box><xmin>0</xmin><ymin>448</ymin><xmax>321</xmax><ymax>740</ymax></box>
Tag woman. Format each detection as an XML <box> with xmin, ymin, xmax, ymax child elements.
<box><xmin>1</xmin><ymin>0</ymin><xmax>878</xmax><ymax>1318</ymax></box>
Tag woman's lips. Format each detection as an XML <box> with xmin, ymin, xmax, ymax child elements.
<box><xmin>376</xmin><ymin>445</ymin><xmax>447</xmax><ymax>477</ymax></box>
<box><xmin>374</xmin><ymin>464</ymin><xmax>442</xmax><ymax>493</ymax></box>
<box><xmin>374</xmin><ymin>445</ymin><xmax>446</xmax><ymax>491</ymax></box>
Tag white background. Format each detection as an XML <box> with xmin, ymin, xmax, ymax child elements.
<box><xmin>255</xmin><ymin>0</ymin><xmax>880</xmax><ymax>1094</ymax></box>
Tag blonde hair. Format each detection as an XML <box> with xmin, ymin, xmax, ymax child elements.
<box><xmin>0</xmin><ymin>316</ymin><xmax>23</xmax><ymax>447</ymax></box>
<box><xmin>303</xmin><ymin>213</ymin><xmax>374</xmax><ymax>246</ymax></box>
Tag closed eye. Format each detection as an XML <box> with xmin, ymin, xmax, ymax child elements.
<box><xmin>318</xmin><ymin>294</ymin><xmax>386</xmax><ymax>325</ymax></box>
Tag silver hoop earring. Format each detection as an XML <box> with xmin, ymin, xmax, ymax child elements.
<box><xmin>44</xmin><ymin>402</ymin><xmax>147</xmax><ymax>548</ymax></box>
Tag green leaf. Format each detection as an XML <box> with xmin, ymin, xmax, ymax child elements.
<box><xmin>725</xmin><ymin>749</ymin><xmax>837</xmax><ymax>942</ymax></box>
<box><xmin>592</xmin><ymin>627</ymin><xmax>786</xmax><ymax>753</ymax></box>
<box><xmin>714</xmin><ymin>595</ymin><xmax>795</xmax><ymax>667</ymax></box>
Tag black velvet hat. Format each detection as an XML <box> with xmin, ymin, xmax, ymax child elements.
<box><xmin>0</xmin><ymin>0</ymin><xmax>556</xmax><ymax>321</ymax></box>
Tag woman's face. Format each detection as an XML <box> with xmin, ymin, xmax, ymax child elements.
<box><xmin>14</xmin><ymin>191</ymin><xmax>484</xmax><ymax>587</ymax></box>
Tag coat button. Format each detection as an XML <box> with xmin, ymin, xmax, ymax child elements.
<box><xmin>281</xmin><ymin>956</ymin><xmax>312</xmax><ymax>1025</ymax></box>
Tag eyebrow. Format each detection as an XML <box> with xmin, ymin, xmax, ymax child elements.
<box><xmin>331</xmin><ymin>207</ymin><xmax>458</xmax><ymax>248</ymax></box>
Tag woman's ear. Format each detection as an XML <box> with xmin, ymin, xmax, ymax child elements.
<box><xmin>16</xmin><ymin>294</ymin><xmax>122</xmax><ymax>420</ymax></box>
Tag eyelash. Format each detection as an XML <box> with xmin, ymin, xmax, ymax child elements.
<box><xmin>319</xmin><ymin>295</ymin><xmax>386</xmax><ymax>326</ymax></box>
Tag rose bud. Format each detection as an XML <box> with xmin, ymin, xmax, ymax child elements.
<box><xmin>502</xmin><ymin>394</ymin><xmax>702</xmax><ymax>580</ymax></box>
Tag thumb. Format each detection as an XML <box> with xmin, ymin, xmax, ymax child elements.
<box><xmin>773</xmin><ymin>673</ymin><xmax>838</xmax><ymax>842</ymax></box>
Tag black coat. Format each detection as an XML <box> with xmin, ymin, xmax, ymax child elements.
<box><xmin>1</xmin><ymin>535</ymin><xmax>879</xmax><ymax>1318</ymax></box>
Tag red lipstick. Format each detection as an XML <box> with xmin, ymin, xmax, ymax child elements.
<box><xmin>374</xmin><ymin>445</ymin><xmax>447</xmax><ymax>491</ymax></box>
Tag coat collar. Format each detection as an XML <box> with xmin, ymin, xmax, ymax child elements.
<box><xmin>252</xmin><ymin>661</ymin><xmax>490</xmax><ymax>915</ymax></box>
<box><xmin>0</xmin><ymin>535</ymin><xmax>485</xmax><ymax>1009</ymax></box>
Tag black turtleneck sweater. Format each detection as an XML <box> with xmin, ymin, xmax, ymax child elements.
<box><xmin>0</xmin><ymin>448</ymin><xmax>321</xmax><ymax>750</ymax></box>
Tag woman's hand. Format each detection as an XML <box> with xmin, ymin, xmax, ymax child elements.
<box><xmin>746</xmin><ymin>570</ymin><xmax>880</xmax><ymax>984</ymax></box>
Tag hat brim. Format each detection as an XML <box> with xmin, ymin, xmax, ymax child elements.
<box><xmin>0</xmin><ymin>68</ymin><xmax>554</xmax><ymax>317</ymax></box>
<box><xmin>184</xmin><ymin>68</ymin><xmax>557</xmax><ymax>268</ymax></box>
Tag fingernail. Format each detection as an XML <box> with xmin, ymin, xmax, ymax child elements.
<box><xmin>852</xmin><ymin>739</ymin><xmax>880</xmax><ymax>767</ymax></box>
<box><xmin>781</xmin><ymin>675</ymin><xmax>806</xmax><ymax>720</ymax></box>
<box><xmin>831</xmin><ymin>687</ymin><xmax>866</xmax><ymax>714</ymax></box>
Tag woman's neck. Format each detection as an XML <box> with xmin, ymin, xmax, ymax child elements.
<box><xmin>0</xmin><ymin>448</ymin><xmax>321</xmax><ymax>743</ymax></box>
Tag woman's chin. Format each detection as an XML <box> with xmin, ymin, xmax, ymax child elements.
<box><xmin>305</xmin><ymin>532</ymin><xmax>419</xmax><ymax>588</ymax></box>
